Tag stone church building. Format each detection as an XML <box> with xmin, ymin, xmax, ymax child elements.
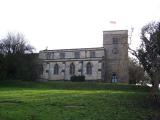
<box><xmin>39</xmin><ymin>30</ymin><xmax>129</xmax><ymax>83</ymax></box>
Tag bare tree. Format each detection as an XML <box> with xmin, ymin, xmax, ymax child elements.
<box><xmin>0</xmin><ymin>32</ymin><xmax>41</xmax><ymax>81</ymax></box>
<box><xmin>1</xmin><ymin>32</ymin><xmax>34</xmax><ymax>55</ymax></box>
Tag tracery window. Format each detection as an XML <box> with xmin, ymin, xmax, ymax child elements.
<box><xmin>70</xmin><ymin>63</ymin><xmax>75</xmax><ymax>75</ymax></box>
<box><xmin>86</xmin><ymin>62</ymin><xmax>92</xmax><ymax>75</ymax></box>
<box><xmin>51</xmin><ymin>52</ymin><xmax>54</xmax><ymax>59</ymax></box>
<box><xmin>112</xmin><ymin>37</ymin><xmax>119</xmax><ymax>44</ymax></box>
<box><xmin>54</xmin><ymin>63</ymin><xmax>59</xmax><ymax>75</ymax></box>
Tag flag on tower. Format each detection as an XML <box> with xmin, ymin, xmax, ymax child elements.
<box><xmin>109</xmin><ymin>21</ymin><xmax>116</xmax><ymax>24</ymax></box>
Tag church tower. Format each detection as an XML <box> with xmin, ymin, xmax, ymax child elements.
<box><xmin>103</xmin><ymin>30</ymin><xmax>129</xmax><ymax>83</ymax></box>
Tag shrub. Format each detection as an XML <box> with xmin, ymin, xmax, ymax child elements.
<box><xmin>70</xmin><ymin>75</ymin><xmax>85</xmax><ymax>82</ymax></box>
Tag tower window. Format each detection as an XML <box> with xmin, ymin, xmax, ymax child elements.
<box><xmin>112</xmin><ymin>37</ymin><xmax>119</xmax><ymax>44</ymax></box>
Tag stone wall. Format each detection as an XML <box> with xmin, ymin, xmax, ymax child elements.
<box><xmin>103</xmin><ymin>30</ymin><xmax>129</xmax><ymax>83</ymax></box>
<box><xmin>39</xmin><ymin>47</ymin><xmax>104</xmax><ymax>81</ymax></box>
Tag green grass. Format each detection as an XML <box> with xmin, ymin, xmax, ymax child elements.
<box><xmin>0</xmin><ymin>80</ymin><xmax>159</xmax><ymax>120</ymax></box>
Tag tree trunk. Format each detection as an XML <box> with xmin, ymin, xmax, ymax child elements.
<box><xmin>150</xmin><ymin>72</ymin><xmax>160</xmax><ymax>105</ymax></box>
<box><xmin>153</xmin><ymin>79</ymin><xmax>159</xmax><ymax>92</ymax></box>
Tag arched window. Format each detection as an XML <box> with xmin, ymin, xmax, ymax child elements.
<box><xmin>54</xmin><ymin>64</ymin><xmax>59</xmax><ymax>75</ymax></box>
<box><xmin>70</xmin><ymin>63</ymin><xmax>75</xmax><ymax>75</ymax></box>
<box><xmin>86</xmin><ymin>62</ymin><xmax>92</xmax><ymax>75</ymax></box>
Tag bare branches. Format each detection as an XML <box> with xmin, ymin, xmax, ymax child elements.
<box><xmin>0</xmin><ymin>32</ymin><xmax>40</xmax><ymax>81</ymax></box>
<box><xmin>0</xmin><ymin>32</ymin><xmax>35</xmax><ymax>55</ymax></box>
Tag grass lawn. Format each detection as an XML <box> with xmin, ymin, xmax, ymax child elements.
<box><xmin>0</xmin><ymin>80</ymin><xmax>159</xmax><ymax>120</ymax></box>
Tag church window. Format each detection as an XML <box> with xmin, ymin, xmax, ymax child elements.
<box><xmin>46</xmin><ymin>53</ymin><xmax>51</xmax><ymax>59</ymax></box>
<box><xmin>86</xmin><ymin>62</ymin><xmax>92</xmax><ymax>75</ymax></box>
<box><xmin>112</xmin><ymin>37</ymin><xmax>119</xmax><ymax>44</ymax></box>
<box><xmin>60</xmin><ymin>52</ymin><xmax>65</xmax><ymax>59</ymax></box>
<box><xmin>70</xmin><ymin>63</ymin><xmax>75</xmax><ymax>75</ymax></box>
<box><xmin>54</xmin><ymin>64</ymin><xmax>59</xmax><ymax>75</ymax></box>
<box><xmin>75</xmin><ymin>51</ymin><xmax>80</xmax><ymax>58</ymax></box>
<box><xmin>90</xmin><ymin>51</ymin><xmax>95</xmax><ymax>58</ymax></box>
<box><xmin>51</xmin><ymin>52</ymin><xmax>54</xmax><ymax>59</ymax></box>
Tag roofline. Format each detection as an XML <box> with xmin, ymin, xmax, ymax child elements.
<box><xmin>40</xmin><ymin>47</ymin><xmax>104</xmax><ymax>52</ymax></box>
<box><xmin>103</xmin><ymin>30</ymin><xmax>128</xmax><ymax>32</ymax></box>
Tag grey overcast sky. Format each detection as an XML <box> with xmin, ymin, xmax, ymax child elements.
<box><xmin>0</xmin><ymin>0</ymin><xmax>160</xmax><ymax>52</ymax></box>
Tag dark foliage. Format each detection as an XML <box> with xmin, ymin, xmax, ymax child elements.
<box><xmin>0</xmin><ymin>32</ymin><xmax>42</xmax><ymax>81</ymax></box>
<box><xmin>131</xmin><ymin>22</ymin><xmax>160</xmax><ymax>88</ymax></box>
<box><xmin>130</xmin><ymin>21</ymin><xmax>160</xmax><ymax>104</ymax></box>
<box><xmin>129</xmin><ymin>57</ymin><xmax>150</xmax><ymax>85</ymax></box>
<box><xmin>70</xmin><ymin>75</ymin><xmax>85</xmax><ymax>82</ymax></box>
